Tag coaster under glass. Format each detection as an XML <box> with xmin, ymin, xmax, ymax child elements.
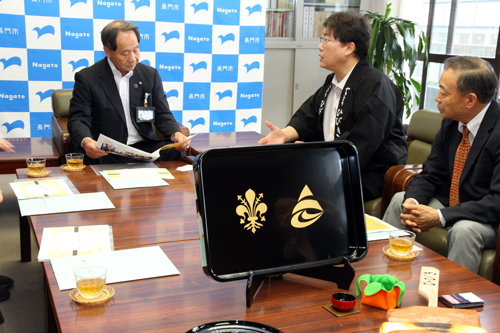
<box><xmin>383</xmin><ymin>245</ymin><xmax>419</xmax><ymax>261</ymax></box>
<box><xmin>25</xmin><ymin>170</ymin><xmax>51</xmax><ymax>178</ymax></box>
<box><xmin>69</xmin><ymin>285</ymin><xmax>115</xmax><ymax>304</ymax></box>
<box><xmin>61</xmin><ymin>164</ymin><xmax>86</xmax><ymax>172</ymax></box>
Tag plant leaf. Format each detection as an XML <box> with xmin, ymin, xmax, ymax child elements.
<box><xmin>411</xmin><ymin>78</ymin><xmax>422</xmax><ymax>92</ymax></box>
<box><xmin>363</xmin><ymin>3</ymin><xmax>429</xmax><ymax>117</ymax></box>
<box><xmin>368</xmin><ymin>18</ymin><xmax>380</xmax><ymax>65</ymax></box>
<box><xmin>383</xmin><ymin>25</ymin><xmax>394</xmax><ymax>67</ymax></box>
<box><xmin>392</xmin><ymin>41</ymin><xmax>403</xmax><ymax>71</ymax></box>
<box><xmin>384</xmin><ymin>3</ymin><xmax>392</xmax><ymax>20</ymax></box>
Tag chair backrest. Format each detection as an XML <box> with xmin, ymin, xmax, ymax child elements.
<box><xmin>51</xmin><ymin>89</ymin><xmax>73</xmax><ymax>117</ymax></box>
<box><xmin>406</xmin><ymin>110</ymin><xmax>442</xmax><ymax>164</ymax></box>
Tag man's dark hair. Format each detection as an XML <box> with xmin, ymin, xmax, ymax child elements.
<box><xmin>444</xmin><ymin>56</ymin><xmax>498</xmax><ymax>104</ymax></box>
<box><xmin>323</xmin><ymin>11</ymin><xmax>371</xmax><ymax>59</ymax></box>
<box><xmin>101</xmin><ymin>20</ymin><xmax>140</xmax><ymax>51</ymax></box>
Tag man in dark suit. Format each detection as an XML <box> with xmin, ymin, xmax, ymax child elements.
<box><xmin>68</xmin><ymin>20</ymin><xmax>189</xmax><ymax>164</ymax></box>
<box><xmin>258</xmin><ymin>12</ymin><xmax>407</xmax><ymax>202</ymax></box>
<box><xmin>383</xmin><ymin>56</ymin><xmax>499</xmax><ymax>273</ymax></box>
<box><xmin>0</xmin><ymin>139</ymin><xmax>15</xmax><ymax>306</ymax></box>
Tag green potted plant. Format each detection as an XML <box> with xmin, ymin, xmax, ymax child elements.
<box><xmin>364</xmin><ymin>4</ymin><xmax>429</xmax><ymax>117</ymax></box>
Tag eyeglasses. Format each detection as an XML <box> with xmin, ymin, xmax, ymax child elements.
<box><xmin>319</xmin><ymin>37</ymin><xmax>340</xmax><ymax>46</ymax></box>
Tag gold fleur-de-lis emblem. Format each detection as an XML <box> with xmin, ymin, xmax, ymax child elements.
<box><xmin>291</xmin><ymin>185</ymin><xmax>324</xmax><ymax>228</ymax></box>
<box><xmin>236</xmin><ymin>189</ymin><xmax>267</xmax><ymax>233</ymax></box>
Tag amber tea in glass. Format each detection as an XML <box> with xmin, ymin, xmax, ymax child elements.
<box><xmin>65</xmin><ymin>153</ymin><xmax>84</xmax><ymax>169</ymax></box>
<box><xmin>74</xmin><ymin>266</ymin><xmax>107</xmax><ymax>299</ymax></box>
<box><xmin>26</xmin><ymin>157</ymin><xmax>46</xmax><ymax>174</ymax></box>
<box><xmin>389</xmin><ymin>230</ymin><xmax>415</xmax><ymax>256</ymax></box>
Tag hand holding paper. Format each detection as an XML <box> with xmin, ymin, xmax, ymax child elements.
<box><xmin>160</xmin><ymin>133</ymin><xmax>197</xmax><ymax>151</ymax></box>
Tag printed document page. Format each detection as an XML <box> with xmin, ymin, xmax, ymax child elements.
<box><xmin>365</xmin><ymin>214</ymin><xmax>398</xmax><ymax>241</ymax></box>
<box><xmin>10</xmin><ymin>178</ymin><xmax>74</xmax><ymax>199</ymax></box>
<box><xmin>38</xmin><ymin>225</ymin><xmax>114</xmax><ymax>262</ymax></box>
<box><xmin>96</xmin><ymin>133</ymin><xmax>197</xmax><ymax>162</ymax></box>
<box><xmin>51</xmin><ymin>246</ymin><xmax>180</xmax><ymax>290</ymax></box>
<box><xmin>17</xmin><ymin>192</ymin><xmax>115</xmax><ymax>216</ymax></box>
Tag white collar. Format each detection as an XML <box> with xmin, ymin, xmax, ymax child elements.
<box><xmin>459</xmin><ymin>102</ymin><xmax>490</xmax><ymax>139</ymax></box>
<box><xmin>331</xmin><ymin>61</ymin><xmax>358</xmax><ymax>89</ymax></box>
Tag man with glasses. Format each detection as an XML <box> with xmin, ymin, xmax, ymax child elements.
<box><xmin>259</xmin><ymin>11</ymin><xmax>407</xmax><ymax>202</ymax></box>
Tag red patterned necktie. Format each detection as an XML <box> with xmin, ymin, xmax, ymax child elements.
<box><xmin>449</xmin><ymin>126</ymin><xmax>471</xmax><ymax>206</ymax></box>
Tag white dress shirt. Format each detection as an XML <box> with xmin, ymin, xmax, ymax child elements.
<box><xmin>323</xmin><ymin>62</ymin><xmax>357</xmax><ymax>141</ymax></box>
<box><xmin>108</xmin><ymin>58</ymin><xmax>143</xmax><ymax>145</ymax></box>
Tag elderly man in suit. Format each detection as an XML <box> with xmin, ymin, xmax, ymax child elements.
<box><xmin>258</xmin><ymin>11</ymin><xmax>407</xmax><ymax>202</ymax></box>
<box><xmin>68</xmin><ymin>20</ymin><xmax>189</xmax><ymax>164</ymax></box>
<box><xmin>383</xmin><ymin>56</ymin><xmax>500</xmax><ymax>274</ymax></box>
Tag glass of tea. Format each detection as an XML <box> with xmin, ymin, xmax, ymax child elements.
<box><xmin>26</xmin><ymin>157</ymin><xmax>46</xmax><ymax>174</ymax></box>
<box><xmin>74</xmin><ymin>266</ymin><xmax>107</xmax><ymax>299</ymax></box>
<box><xmin>65</xmin><ymin>153</ymin><xmax>84</xmax><ymax>169</ymax></box>
<box><xmin>389</xmin><ymin>230</ymin><xmax>415</xmax><ymax>256</ymax></box>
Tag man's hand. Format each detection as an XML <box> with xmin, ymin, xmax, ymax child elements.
<box><xmin>400</xmin><ymin>200</ymin><xmax>441</xmax><ymax>233</ymax></box>
<box><xmin>172</xmin><ymin>132</ymin><xmax>189</xmax><ymax>152</ymax></box>
<box><xmin>0</xmin><ymin>138</ymin><xmax>15</xmax><ymax>154</ymax></box>
<box><xmin>258</xmin><ymin>121</ymin><xmax>299</xmax><ymax>145</ymax></box>
<box><xmin>82</xmin><ymin>138</ymin><xmax>108</xmax><ymax>159</ymax></box>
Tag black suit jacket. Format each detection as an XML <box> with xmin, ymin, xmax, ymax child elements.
<box><xmin>405</xmin><ymin>101</ymin><xmax>500</xmax><ymax>227</ymax></box>
<box><xmin>68</xmin><ymin>58</ymin><xmax>180</xmax><ymax>153</ymax></box>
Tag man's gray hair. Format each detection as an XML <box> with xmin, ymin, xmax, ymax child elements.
<box><xmin>101</xmin><ymin>20</ymin><xmax>140</xmax><ymax>51</ymax></box>
<box><xmin>444</xmin><ymin>56</ymin><xmax>498</xmax><ymax>104</ymax></box>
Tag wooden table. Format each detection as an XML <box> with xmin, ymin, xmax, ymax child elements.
<box><xmin>15</xmin><ymin>132</ymin><xmax>500</xmax><ymax>332</ymax></box>
<box><xmin>17</xmin><ymin>132</ymin><xmax>263</xmax><ymax>262</ymax></box>
<box><xmin>43</xmin><ymin>240</ymin><xmax>500</xmax><ymax>333</ymax></box>
<box><xmin>0</xmin><ymin>137</ymin><xmax>60</xmax><ymax>174</ymax></box>
<box><xmin>17</xmin><ymin>161</ymin><xmax>199</xmax><ymax>262</ymax></box>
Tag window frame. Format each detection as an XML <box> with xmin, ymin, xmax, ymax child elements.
<box><xmin>418</xmin><ymin>0</ymin><xmax>500</xmax><ymax>110</ymax></box>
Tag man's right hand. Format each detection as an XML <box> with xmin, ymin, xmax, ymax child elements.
<box><xmin>400</xmin><ymin>198</ymin><xmax>440</xmax><ymax>233</ymax></box>
<box><xmin>82</xmin><ymin>138</ymin><xmax>108</xmax><ymax>159</ymax></box>
<box><xmin>258</xmin><ymin>121</ymin><xmax>299</xmax><ymax>145</ymax></box>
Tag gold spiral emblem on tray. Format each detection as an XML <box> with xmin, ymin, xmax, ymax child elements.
<box><xmin>291</xmin><ymin>185</ymin><xmax>324</xmax><ymax>228</ymax></box>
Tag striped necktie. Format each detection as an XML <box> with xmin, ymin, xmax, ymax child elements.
<box><xmin>449</xmin><ymin>126</ymin><xmax>471</xmax><ymax>206</ymax></box>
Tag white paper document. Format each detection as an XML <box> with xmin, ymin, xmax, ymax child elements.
<box><xmin>90</xmin><ymin>162</ymin><xmax>158</xmax><ymax>176</ymax></box>
<box><xmin>103</xmin><ymin>168</ymin><xmax>174</xmax><ymax>179</ymax></box>
<box><xmin>38</xmin><ymin>225</ymin><xmax>114</xmax><ymax>262</ymax></box>
<box><xmin>101</xmin><ymin>169</ymin><xmax>173</xmax><ymax>190</ymax></box>
<box><xmin>10</xmin><ymin>178</ymin><xmax>74</xmax><ymax>199</ymax></box>
<box><xmin>17</xmin><ymin>192</ymin><xmax>115</xmax><ymax>216</ymax></box>
<box><xmin>96</xmin><ymin>133</ymin><xmax>197</xmax><ymax>162</ymax></box>
<box><xmin>365</xmin><ymin>214</ymin><xmax>398</xmax><ymax>241</ymax></box>
<box><xmin>97</xmin><ymin>134</ymin><xmax>159</xmax><ymax>161</ymax></box>
<box><xmin>50</xmin><ymin>246</ymin><xmax>180</xmax><ymax>290</ymax></box>
<box><xmin>177</xmin><ymin>165</ymin><xmax>193</xmax><ymax>172</ymax></box>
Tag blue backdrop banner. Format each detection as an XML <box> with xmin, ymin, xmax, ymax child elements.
<box><xmin>0</xmin><ymin>0</ymin><xmax>265</xmax><ymax>138</ymax></box>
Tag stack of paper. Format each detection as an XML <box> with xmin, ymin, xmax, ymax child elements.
<box><xmin>38</xmin><ymin>225</ymin><xmax>114</xmax><ymax>262</ymax></box>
